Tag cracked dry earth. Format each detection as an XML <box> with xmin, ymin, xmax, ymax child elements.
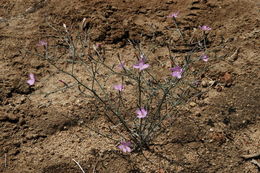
<box><xmin>0</xmin><ymin>0</ymin><xmax>259</xmax><ymax>172</ymax></box>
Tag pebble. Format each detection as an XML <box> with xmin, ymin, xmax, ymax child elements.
<box><xmin>166</xmin><ymin>0</ymin><xmax>174</xmax><ymax>4</ymax></box>
<box><xmin>201</xmin><ymin>80</ymin><xmax>208</xmax><ymax>87</ymax></box>
<box><xmin>189</xmin><ymin>102</ymin><xmax>197</xmax><ymax>107</ymax></box>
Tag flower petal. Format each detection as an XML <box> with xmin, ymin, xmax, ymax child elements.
<box><xmin>140</xmin><ymin>64</ymin><xmax>149</xmax><ymax>70</ymax></box>
<box><xmin>201</xmin><ymin>54</ymin><xmax>209</xmax><ymax>62</ymax></box>
<box><xmin>136</xmin><ymin>108</ymin><xmax>147</xmax><ymax>118</ymax></box>
<box><xmin>27</xmin><ymin>73</ymin><xmax>35</xmax><ymax>86</ymax></box>
<box><xmin>199</xmin><ymin>25</ymin><xmax>212</xmax><ymax>31</ymax></box>
<box><xmin>118</xmin><ymin>141</ymin><xmax>132</xmax><ymax>153</ymax></box>
<box><xmin>114</xmin><ymin>84</ymin><xmax>124</xmax><ymax>91</ymax></box>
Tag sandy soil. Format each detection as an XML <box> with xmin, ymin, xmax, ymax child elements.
<box><xmin>0</xmin><ymin>0</ymin><xmax>259</xmax><ymax>172</ymax></box>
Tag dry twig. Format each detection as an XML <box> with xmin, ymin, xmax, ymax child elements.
<box><xmin>241</xmin><ymin>152</ymin><xmax>260</xmax><ymax>170</ymax></box>
<box><xmin>227</xmin><ymin>47</ymin><xmax>240</xmax><ymax>62</ymax></box>
<box><xmin>251</xmin><ymin>159</ymin><xmax>260</xmax><ymax>169</ymax></box>
<box><xmin>5</xmin><ymin>153</ymin><xmax>7</xmax><ymax>167</ymax></box>
<box><xmin>72</xmin><ymin>159</ymin><xmax>85</xmax><ymax>173</ymax></box>
<box><xmin>241</xmin><ymin>152</ymin><xmax>260</xmax><ymax>160</ymax></box>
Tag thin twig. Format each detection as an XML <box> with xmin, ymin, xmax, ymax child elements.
<box><xmin>72</xmin><ymin>159</ymin><xmax>85</xmax><ymax>173</ymax></box>
<box><xmin>241</xmin><ymin>152</ymin><xmax>260</xmax><ymax>160</ymax></box>
<box><xmin>44</xmin><ymin>83</ymin><xmax>77</xmax><ymax>97</ymax></box>
<box><xmin>251</xmin><ymin>159</ymin><xmax>260</xmax><ymax>169</ymax></box>
<box><xmin>227</xmin><ymin>47</ymin><xmax>240</xmax><ymax>62</ymax></box>
<box><xmin>93</xmin><ymin>160</ymin><xmax>98</xmax><ymax>173</ymax></box>
<box><xmin>172</xmin><ymin>18</ymin><xmax>185</xmax><ymax>42</ymax></box>
<box><xmin>202</xmin><ymin>31</ymin><xmax>207</xmax><ymax>51</ymax></box>
<box><xmin>5</xmin><ymin>153</ymin><xmax>7</xmax><ymax>167</ymax></box>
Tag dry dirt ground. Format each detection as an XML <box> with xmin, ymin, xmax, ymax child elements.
<box><xmin>0</xmin><ymin>0</ymin><xmax>260</xmax><ymax>172</ymax></box>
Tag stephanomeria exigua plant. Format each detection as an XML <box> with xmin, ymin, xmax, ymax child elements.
<box><xmin>27</xmin><ymin>17</ymin><xmax>212</xmax><ymax>153</ymax></box>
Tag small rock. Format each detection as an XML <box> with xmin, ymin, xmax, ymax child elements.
<box><xmin>220</xmin><ymin>72</ymin><xmax>233</xmax><ymax>87</ymax></box>
<box><xmin>78</xmin><ymin>120</ymin><xmax>84</xmax><ymax>125</ymax></box>
<box><xmin>63</xmin><ymin>126</ymin><xmax>68</xmax><ymax>130</ymax></box>
<box><xmin>201</xmin><ymin>80</ymin><xmax>208</xmax><ymax>87</ymax></box>
<box><xmin>166</xmin><ymin>0</ymin><xmax>175</xmax><ymax>4</ymax></box>
<box><xmin>189</xmin><ymin>102</ymin><xmax>197</xmax><ymax>107</ymax></box>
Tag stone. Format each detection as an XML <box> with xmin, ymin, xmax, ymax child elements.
<box><xmin>201</xmin><ymin>80</ymin><xmax>208</xmax><ymax>87</ymax></box>
<box><xmin>189</xmin><ymin>102</ymin><xmax>197</xmax><ymax>107</ymax></box>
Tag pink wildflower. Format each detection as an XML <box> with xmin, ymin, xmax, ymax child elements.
<box><xmin>201</xmin><ymin>54</ymin><xmax>209</xmax><ymax>62</ymax></box>
<box><xmin>170</xmin><ymin>66</ymin><xmax>183</xmax><ymax>79</ymax></box>
<box><xmin>199</xmin><ymin>25</ymin><xmax>212</xmax><ymax>31</ymax></box>
<box><xmin>136</xmin><ymin>108</ymin><xmax>148</xmax><ymax>119</ymax></box>
<box><xmin>37</xmin><ymin>40</ymin><xmax>47</xmax><ymax>47</ymax></box>
<box><xmin>167</xmin><ymin>12</ymin><xmax>179</xmax><ymax>18</ymax></box>
<box><xmin>118</xmin><ymin>141</ymin><xmax>132</xmax><ymax>153</ymax></box>
<box><xmin>114</xmin><ymin>84</ymin><xmax>124</xmax><ymax>91</ymax></box>
<box><xmin>27</xmin><ymin>73</ymin><xmax>35</xmax><ymax>86</ymax></box>
<box><xmin>133</xmin><ymin>59</ymin><xmax>149</xmax><ymax>71</ymax></box>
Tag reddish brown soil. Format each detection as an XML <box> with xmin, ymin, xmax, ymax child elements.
<box><xmin>0</xmin><ymin>0</ymin><xmax>259</xmax><ymax>172</ymax></box>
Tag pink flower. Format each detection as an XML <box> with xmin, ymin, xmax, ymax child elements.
<box><xmin>37</xmin><ymin>40</ymin><xmax>47</xmax><ymax>47</ymax></box>
<box><xmin>167</xmin><ymin>12</ymin><xmax>179</xmax><ymax>18</ymax></box>
<box><xmin>95</xmin><ymin>43</ymin><xmax>102</xmax><ymax>48</ymax></box>
<box><xmin>201</xmin><ymin>54</ymin><xmax>209</xmax><ymax>62</ymax></box>
<box><xmin>114</xmin><ymin>84</ymin><xmax>124</xmax><ymax>91</ymax></box>
<box><xmin>136</xmin><ymin>108</ymin><xmax>148</xmax><ymax>119</ymax></box>
<box><xmin>118</xmin><ymin>141</ymin><xmax>132</xmax><ymax>153</ymax></box>
<box><xmin>133</xmin><ymin>59</ymin><xmax>149</xmax><ymax>71</ymax></box>
<box><xmin>199</xmin><ymin>25</ymin><xmax>212</xmax><ymax>31</ymax></box>
<box><xmin>27</xmin><ymin>73</ymin><xmax>35</xmax><ymax>86</ymax></box>
<box><xmin>170</xmin><ymin>66</ymin><xmax>183</xmax><ymax>79</ymax></box>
